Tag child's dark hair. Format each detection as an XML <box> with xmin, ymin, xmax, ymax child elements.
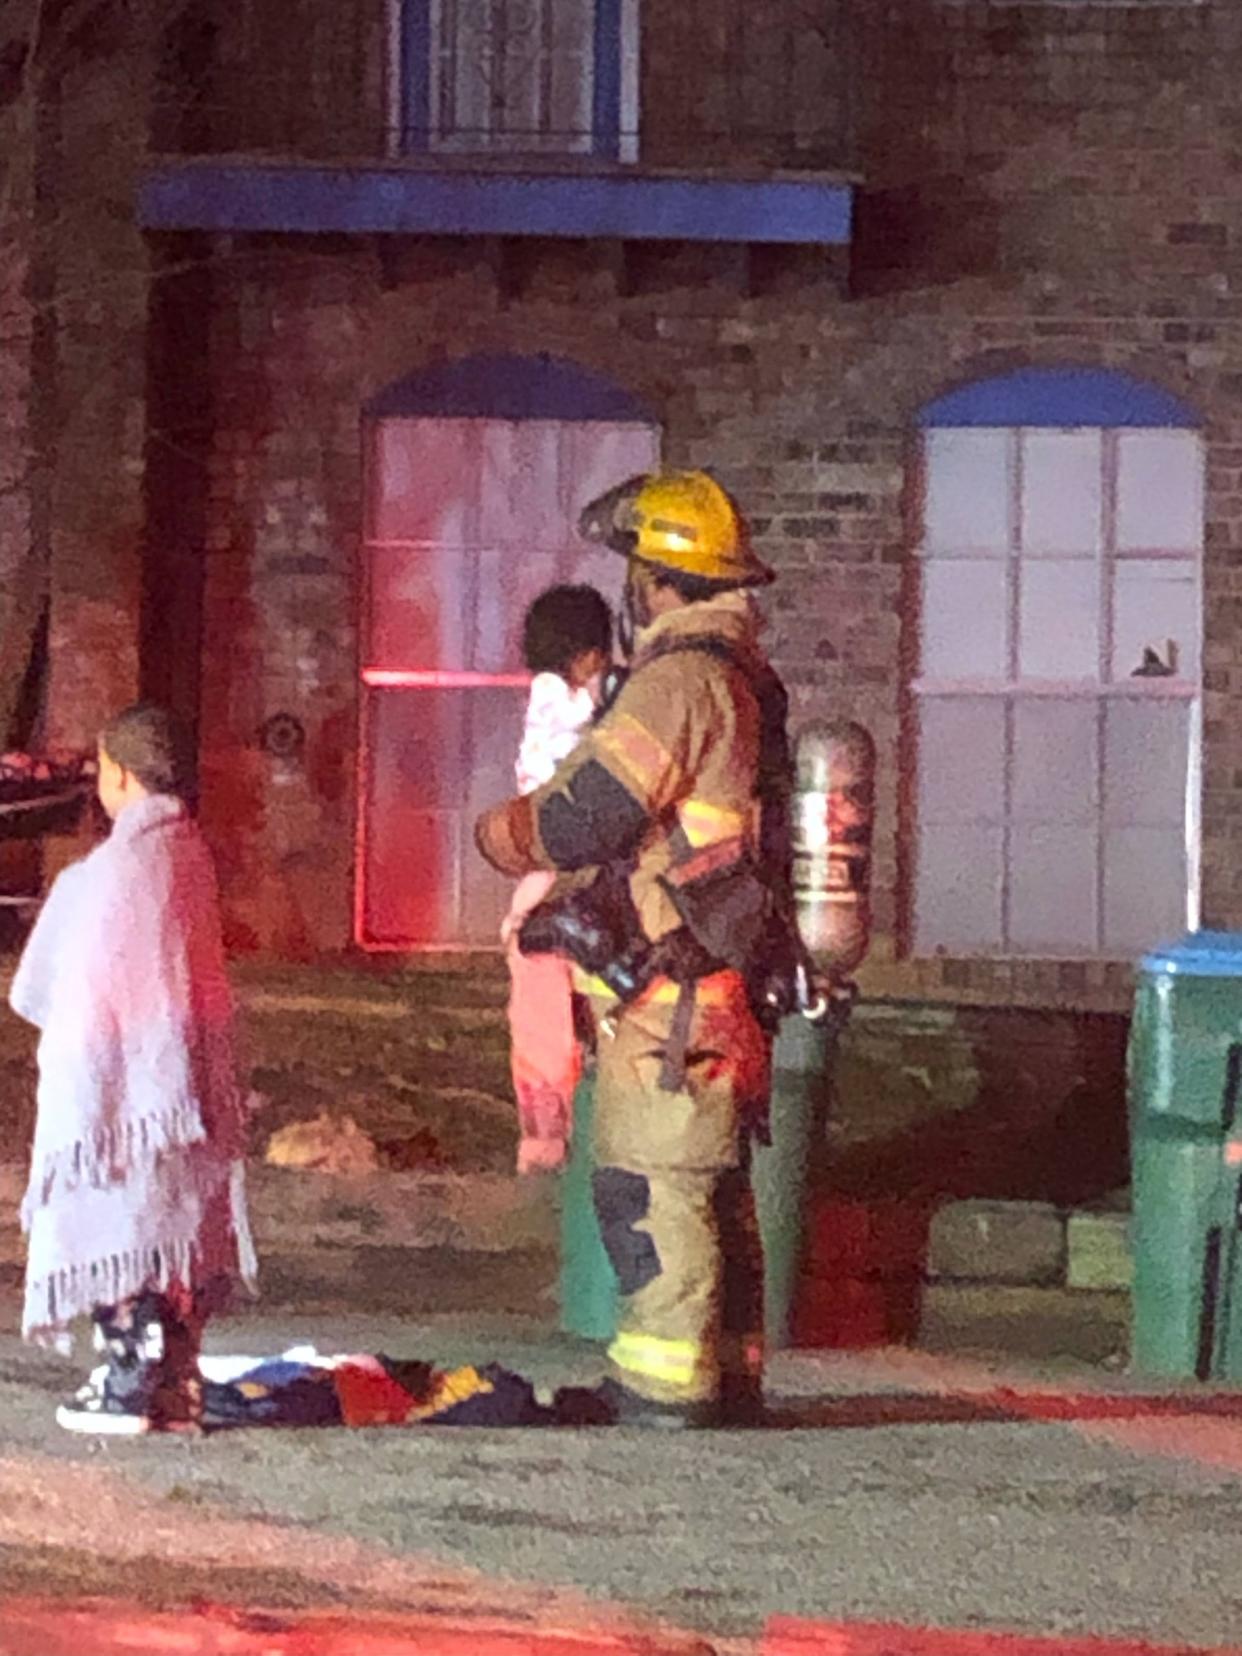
<box><xmin>99</xmin><ymin>702</ymin><xmax>192</xmax><ymax>798</ymax></box>
<box><xmin>522</xmin><ymin>584</ymin><xmax>612</xmax><ymax>677</ymax></box>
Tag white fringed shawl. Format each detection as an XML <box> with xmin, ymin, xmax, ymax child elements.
<box><xmin>11</xmin><ymin>794</ymin><xmax>256</xmax><ymax>1343</ymax></box>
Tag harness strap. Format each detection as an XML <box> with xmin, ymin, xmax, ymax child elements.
<box><xmin>657</xmin><ymin>978</ymin><xmax>699</xmax><ymax>1094</ymax></box>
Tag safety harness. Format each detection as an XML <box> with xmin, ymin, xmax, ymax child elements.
<box><xmin>606</xmin><ymin>634</ymin><xmax>793</xmax><ymax>1092</ymax></box>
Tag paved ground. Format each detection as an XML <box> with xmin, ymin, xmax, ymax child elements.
<box><xmin>1</xmin><ymin>1256</ymin><xmax>1241</xmax><ymax>1652</ymax></box>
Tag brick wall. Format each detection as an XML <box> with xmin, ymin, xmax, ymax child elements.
<box><xmin>0</xmin><ymin>41</ymin><xmax>39</xmax><ymax>759</ymax></box>
<box><xmin>10</xmin><ymin>10</ymin><xmax>181</xmax><ymax>778</ymax></box>
<box><xmin>29</xmin><ymin>0</ymin><xmax>1242</xmax><ymax>1002</ymax></box>
<box><xmin>188</xmin><ymin>0</ymin><xmax>854</xmax><ymax>167</ymax></box>
<box><xmin>0</xmin><ymin>191</ymin><xmax>33</xmax><ymax>734</ymax></box>
<box><xmin>190</xmin><ymin>0</ymin><xmax>383</xmax><ymax>158</ymax></box>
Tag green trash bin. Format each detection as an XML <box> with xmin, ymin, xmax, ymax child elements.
<box><xmin>558</xmin><ymin>1067</ymin><xmax>619</xmax><ymax>1342</ymax></box>
<box><xmin>1129</xmin><ymin>931</ymin><xmax>1242</xmax><ymax>1380</ymax></box>
<box><xmin>752</xmin><ymin>1012</ymin><xmax>839</xmax><ymax>1350</ymax></box>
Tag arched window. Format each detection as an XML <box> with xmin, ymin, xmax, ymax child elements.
<box><xmin>358</xmin><ymin>353</ymin><xmax>659</xmax><ymax>949</ymax></box>
<box><xmin>911</xmin><ymin>367</ymin><xmax>1203</xmax><ymax>958</ymax></box>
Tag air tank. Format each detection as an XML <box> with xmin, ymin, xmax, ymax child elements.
<box><xmin>790</xmin><ymin>719</ymin><xmax>875</xmax><ymax>975</ymax></box>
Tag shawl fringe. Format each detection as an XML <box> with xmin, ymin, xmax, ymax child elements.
<box><xmin>24</xmin><ymin>1237</ymin><xmax>197</xmax><ymax>1345</ymax></box>
<box><xmin>22</xmin><ymin>1102</ymin><xmax>208</xmax><ymax>1231</ymax></box>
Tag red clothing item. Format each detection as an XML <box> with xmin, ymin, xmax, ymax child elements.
<box><xmin>506</xmin><ymin>938</ymin><xmax>581</xmax><ymax>1174</ymax></box>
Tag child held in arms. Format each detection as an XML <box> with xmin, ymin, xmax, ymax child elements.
<box><xmin>12</xmin><ymin>702</ymin><xmax>255</xmax><ymax>1435</ymax></box>
<box><xmin>502</xmin><ymin>585</ymin><xmax>612</xmax><ymax>1174</ymax></box>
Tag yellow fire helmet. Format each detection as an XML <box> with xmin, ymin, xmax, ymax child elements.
<box><xmin>578</xmin><ymin>469</ymin><xmax>774</xmax><ymax>588</ymax></box>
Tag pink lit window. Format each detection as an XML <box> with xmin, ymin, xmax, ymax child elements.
<box><xmin>357</xmin><ymin>414</ymin><xmax>657</xmax><ymax>948</ymax></box>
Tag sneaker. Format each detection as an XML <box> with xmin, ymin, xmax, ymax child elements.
<box><xmin>58</xmin><ymin>1294</ymin><xmax>207</xmax><ymax>1437</ymax></box>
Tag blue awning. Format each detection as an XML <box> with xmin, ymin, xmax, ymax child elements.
<box><xmin>137</xmin><ymin>160</ymin><xmax>854</xmax><ymax>246</ymax></box>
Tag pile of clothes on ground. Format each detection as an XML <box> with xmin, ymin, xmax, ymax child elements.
<box><xmin>198</xmin><ymin>1348</ymin><xmax>613</xmax><ymax>1431</ymax></box>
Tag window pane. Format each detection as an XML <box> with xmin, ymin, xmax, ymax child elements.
<box><xmin>363</xmin><ymin>690</ymin><xmax>472</xmax><ymax>942</ymax></box>
<box><xmin>1103</xmin><ymin>700</ymin><xmax>1190</xmax><ymax>829</ymax></box>
<box><xmin>477</xmin><ymin>421</ymin><xmax>564</xmax><ymax>547</ymax></box>
<box><xmin>1018</xmin><ymin>560</ymin><xmax>1098</xmax><ymax>680</ymax></box>
<box><xmin>914</xmin><ymin>824</ymin><xmax>1004</xmax><ymax>953</ymax></box>
<box><xmin>1110</xmin><ymin>560</ymin><xmax>1199</xmax><ymax>684</ymax></box>
<box><xmin>361</xmin><ymin>414</ymin><xmax>655</xmax><ymax>948</ymax></box>
<box><xmin>433</xmin><ymin>0</ymin><xmax>494</xmax><ymax>147</ymax></box>
<box><xmin>1102</xmin><ymin>827</ymin><xmax>1187</xmax><ymax>956</ymax></box>
<box><xmin>361</xmin><ymin>686</ymin><xmax>526</xmax><ymax>946</ymax></box>
<box><xmin>1021</xmin><ymin>431</ymin><xmax>1102</xmax><ymax>556</ymax></box>
<box><xmin>560</xmin><ymin>421</ymin><xmax>661</xmax><ymax>519</ymax></box>
<box><xmin>921</xmin><ymin>561</ymin><xmax>1008</xmax><ymax>680</ymax></box>
<box><xmin>922</xmin><ymin>429</ymin><xmax>1010</xmax><ymax>554</ymax></box>
<box><xmin>368</xmin><ymin>420</ymin><xmax>480</xmax><ymax>544</ymax></box>
<box><xmin>1009</xmin><ymin>826</ymin><xmax>1098</xmax><ymax>954</ymax></box>
<box><xmin>460</xmin><ymin>687</ymin><xmax>529</xmax><ymax>938</ymax></box>
<box><xmin>1116</xmin><ymin>431</ymin><xmax>1204</xmax><ymax>552</ymax></box>
<box><xmin>367</xmin><ymin>544</ymin><xmax>475</xmax><ymax>672</ymax></box>
<box><xmin>363</xmin><ymin>807</ymin><xmax>461</xmax><ymax>945</ymax></box>
<box><xmin>547</xmin><ymin>0</ymin><xmax>595</xmax><ymax>144</ymax></box>
<box><xmin>918</xmin><ymin>697</ymin><xmax>1005</xmax><ymax>824</ymax></box>
<box><xmin>371</xmin><ymin>686</ymin><xmax>469</xmax><ymax>809</ymax></box>
<box><xmin>1011</xmin><ymin>699</ymin><xmax>1097</xmax><ymax>826</ymax></box>
<box><xmin>498</xmin><ymin>0</ymin><xmax>546</xmax><ymax>141</ymax></box>
<box><xmin>429</xmin><ymin>0</ymin><xmax>596</xmax><ymax>154</ymax></box>
<box><xmin>474</xmin><ymin>549</ymin><xmax>561</xmax><ymax>673</ymax></box>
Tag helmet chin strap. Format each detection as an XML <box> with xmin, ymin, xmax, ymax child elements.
<box><xmin>619</xmin><ymin>564</ymin><xmax>651</xmax><ymax>662</ymax></box>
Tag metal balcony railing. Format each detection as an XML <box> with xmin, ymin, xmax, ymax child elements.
<box><xmin>149</xmin><ymin>0</ymin><xmax>858</xmax><ymax>178</ymax></box>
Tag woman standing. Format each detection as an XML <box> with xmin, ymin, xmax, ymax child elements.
<box><xmin>12</xmin><ymin>702</ymin><xmax>256</xmax><ymax>1434</ymax></box>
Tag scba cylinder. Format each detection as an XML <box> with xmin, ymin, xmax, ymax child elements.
<box><xmin>791</xmin><ymin>719</ymin><xmax>875</xmax><ymax>975</ymax></box>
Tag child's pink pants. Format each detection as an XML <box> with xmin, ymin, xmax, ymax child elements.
<box><xmin>502</xmin><ymin>871</ymin><xmax>581</xmax><ymax>1174</ymax></box>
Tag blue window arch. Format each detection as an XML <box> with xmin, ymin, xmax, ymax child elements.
<box><xmin>366</xmin><ymin>351</ymin><xmax>654</xmax><ymax>425</ymax></box>
<box><xmin>917</xmin><ymin>366</ymin><xmax>1200</xmax><ymax>431</ymax></box>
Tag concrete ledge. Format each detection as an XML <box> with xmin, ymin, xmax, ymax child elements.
<box><xmin>0</xmin><ymin>1163</ymin><xmax>1135</xmax><ymax>1300</ymax></box>
<box><xmin>927</xmin><ymin>1200</ymin><xmax>1065</xmax><ymax>1286</ymax></box>
<box><xmin>1067</xmin><ymin>1210</ymin><xmax>1133</xmax><ymax>1292</ymax></box>
<box><xmin>928</xmin><ymin>1200</ymin><xmax>1134</xmax><ymax>1293</ymax></box>
<box><xmin>920</xmin><ymin>1284</ymin><xmax>1130</xmax><ymax>1367</ymax></box>
<box><xmin>250</xmin><ymin>1165</ymin><xmax>561</xmax><ymax>1254</ymax></box>
<box><xmin>0</xmin><ymin>1163</ymin><xmax>561</xmax><ymax>1267</ymax></box>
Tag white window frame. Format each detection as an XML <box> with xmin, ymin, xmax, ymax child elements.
<box><xmin>912</xmin><ymin>423</ymin><xmax>1204</xmax><ymax>959</ymax></box>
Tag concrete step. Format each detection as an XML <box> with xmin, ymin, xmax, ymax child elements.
<box><xmin>919</xmin><ymin>1282</ymin><xmax>1130</xmax><ymax>1367</ymax></box>
<box><xmin>0</xmin><ymin>1164</ymin><xmax>1134</xmax><ymax>1289</ymax></box>
<box><xmin>927</xmin><ymin>1198</ymin><xmax>1131</xmax><ymax>1292</ymax></box>
<box><xmin>0</xmin><ymin>1163</ymin><xmax>561</xmax><ymax>1272</ymax></box>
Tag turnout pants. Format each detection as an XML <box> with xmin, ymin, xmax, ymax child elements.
<box><xmin>590</xmin><ymin>969</ymin><xmax>769</xmax><ymax>1409</ymax></box>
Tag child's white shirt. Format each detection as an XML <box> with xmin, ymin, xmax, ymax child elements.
<box><xmin>515</xmin><ymin>672</ymin><xmax>595</xmax><ymax>795</ymax></box>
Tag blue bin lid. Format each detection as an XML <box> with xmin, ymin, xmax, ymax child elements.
<box><xmin>1140</xmin><ymin>930</ymin><xmax>1242</xmax><ymax>978</ymax></box>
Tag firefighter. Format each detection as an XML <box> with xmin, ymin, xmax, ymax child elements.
<box><xmin>475</xmin><ymin>469</ymin><xmax>787</xmax><ymax>1429</ymax></box>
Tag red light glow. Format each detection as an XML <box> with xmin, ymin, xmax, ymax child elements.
<box><xmin>361</xmin><ymin>669</ymin><xmax>533</xmax><ymax>689</ymax></box>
